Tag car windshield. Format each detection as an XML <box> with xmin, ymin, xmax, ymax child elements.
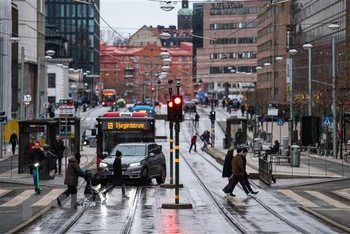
<box><xmin>84</xmin><ymin>130</ymin><xmax>92</xmax><ymax>137</ymax></box>
<box><xmin>110</xmin><ymin>145</ymin><xmax>146</xmax><ymax>157</ymax></box>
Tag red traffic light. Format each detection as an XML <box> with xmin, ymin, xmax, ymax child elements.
<box><xmin>168</xmin><ymin>101</ymin><xmax>174</xmax><ymax>108</ymax></box>
<box><xmin>174</xmin><ymin>97</ymin><xmax>182</xmax><ymax>105</ymax></box>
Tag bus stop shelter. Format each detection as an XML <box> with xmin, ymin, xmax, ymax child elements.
<box><xmin>18</xmin><ymin>119</ymin><xmax>58</xmax><ymax>174</ymax></box>
<box><xmin>54</xmin><ymin>117</ymin><xmax>81</xmax><ymax>156</ymax></box>
<box><xmin>225</xmin><ymin>117</ymin><xmax>248</xmax><ymax>148</ymax></box>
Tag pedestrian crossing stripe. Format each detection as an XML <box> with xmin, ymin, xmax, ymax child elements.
<box><xmin>306</xmin><ymin>191</ymin><xmax>350</xmax><ymax>209</ymax></box>
<box><xmin>1</xmin><ymin>190</ymin><xmax>34</xmax><ymax>207</ymax></box>
<box><xmin>333</xmin><ymin>188</ymin><xmax>350</xmax><ymax>200</ymax></box>
<box><xmin>32</xmin><ymin>189</ymin><xmax>65</xmax><ymax>206</ymax></box>
<box><xmin>279</xmin><ymin>190</ymin><xmax>319</xmax><ymax>208</ymax></box>
<box><xmin>0</xmin><ymin>189</ymin><xmax>12</xmax><ymax>198</ymax></box>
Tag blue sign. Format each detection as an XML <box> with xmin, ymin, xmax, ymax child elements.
<box><xmin>277</xmin><ymin>118</ymin><xmax>284</xmax><ymax>126</ymax></box>
<box><xmin>39</xmin><ymin>114</ymin><xmax>45</xmax><ymax>120</ymax></box>
<box><xmin>2</xmin><ymin>116</ymin><xmax>7</xmax><ymax>125</ymax></box>
<box><xmin>322</xmin><ymin>117</ymin><xmax>333</xmax><ymax>127</ymax></box>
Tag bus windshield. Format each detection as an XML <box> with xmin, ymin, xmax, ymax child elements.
<box><xmin>102</xmin><ymin>95</ymin><xmax>116</xmax><ymax>101</ymax></box>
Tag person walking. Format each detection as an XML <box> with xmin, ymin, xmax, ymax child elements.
<box><xmin>51</xmin><ymin>135</ymin><xmax>66</xmax><ymax>174</ymax></box>
<box><xmin>223</xmin><ymin>147</ymin><xmax>251</xmax><ymax>197</ymax></box>
<box><xmin>242</xmin><ymin>148</ymin><xmax>258</xmax><ymax>195</ymax></box>
<box><xmin>102</xmin><ymin>150</ymin><xmax>128</xmax><ymax>199</ymax></box>
<box><xmin>222</xmin><ymin>147</ymin><xmax>235</xmax><ymax>196</ymax></box>
<box><xmin>194</xmin><ymin>112</ymin><xmax>200</xmax><ymax>128</ymax></box>
<box><xmin>189</xmin><ymin>134</ymin><xmax>197</xmax><ymax>153</ymax></box>
<box><xmin>56</xmin><ymin>156</ymin><xmax>86</xmax><ymax>209</ymax></box>
<box><xmin>28</xmin><ymin>141</ymin><xmax>45</xmax><ymax>193</ymax></box>
<box><xmin>9</xmin><ymin>130</ymin><xmax>18</xmax><ymax>155</ymax></box>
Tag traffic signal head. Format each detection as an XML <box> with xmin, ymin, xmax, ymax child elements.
<box><xmin>0</xmin><ymin>111</ymin><xmax>5</xmax><ymax>116</ymax></box>
<box><xmin>167</xmin><ymin>100</ymin><xmax>174</xmax><ymax>122</ymax></box>
<box><xmin>172</xmin><ymin>95</ymin><xmax>183</xmax><ymax>122</ymax></box>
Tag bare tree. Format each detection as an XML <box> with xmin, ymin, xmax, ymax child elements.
<box><xmin>100</xmin><ymin>28</ymin><xmax>129</xmax><ymax>46</ymax></box>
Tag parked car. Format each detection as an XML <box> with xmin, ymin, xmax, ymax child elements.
<box><xmin>98</xmin><ymin>142</ymin><xmax>167</xmax><ymax>185</ymax></box>
<box><xmin>191</xmin><ymin>98</ymin><xmax>200</xmax><ymax>104</ymax></box>
<box><xmin>81</xmin><ymin>129</ymin><xmax>96</xmax><ymax>146</ymax></box>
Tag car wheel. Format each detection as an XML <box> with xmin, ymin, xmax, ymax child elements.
<box><xmin>156</xmin><ymin>166</ymin><xmax>166</xmax><ymax>185</ymax></box>
<box><xmin>140</xmin><ymin>168</ymin><xmax>148</xmax><ymax>185</ymax></box>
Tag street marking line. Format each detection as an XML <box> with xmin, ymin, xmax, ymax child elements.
<box><xmin>306</xmin><ymin>191</ymin><xmax>350</xmax><ymax>209</ymax></box>
<box><xmin>0</xmin><ymin>189</ymin><xmax>11</xmax><ymax>197</ymax></box>
<box><xmin>32</xmin><ymin>189</ymin><xmax>66</xmax><ymax>206</ymax></box>
<box><xmin>279</xmin><ymin>190</ymin><xmax>319</xmax><ymax>208</ymax></box>
<box><xmin>333</xmin><ymin>188</ymin><xmax>350</xmax><ymax>200</ymax></box>
<box><xmin>1</xmin><ymin>190</ymin><xmax>34</xmax><ymax>207</ymax></box>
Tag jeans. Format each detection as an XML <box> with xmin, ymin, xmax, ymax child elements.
<box><xmin>32</xmin><ymin>168</ymin><xmax>40</xmax><ymax>189</ymax></box>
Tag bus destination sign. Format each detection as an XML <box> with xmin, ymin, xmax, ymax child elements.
<box><xmin>103</xmin><ymin>121</ymin><xmax>150</xmax><ymax>130</ymax></box>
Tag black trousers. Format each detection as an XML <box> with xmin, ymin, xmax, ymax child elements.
<box><xmin>243</xmin><ymin>173</ymin><xmax>253</xmax><ymax>192</ymax></box>
<box><xmin>225</xmin><ymin>175</ymin><xmax>249</xmax><ymax>194</ymax></box>
<box><xmin>189</xmin><ymin>143</ymin><xmax>197</xmax><ymax>152</ymax></box>
<box><xmin>55</xmin><ymin>157</ymin><xmax>63</xmax><ymax>174</ymax></box>
<box><xmin>104</xmin><ymin>179</ymin><xmax>125</xmax><ymax>195</ymax></box>
<box><xmin>63</xmin><ymin>185</ymin><xmax>77</xmax><ymax>196</ymax></box>
<box><xmin>11</xmin><ymin>143</ymin><xmax>16</xmax><ymax>154</ymax></box>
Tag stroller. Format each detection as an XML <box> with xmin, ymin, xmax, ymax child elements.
<box><xmin>83</xmin><ymin>170</ymin><xmax>102</xmax><ymax>202</ymax></box>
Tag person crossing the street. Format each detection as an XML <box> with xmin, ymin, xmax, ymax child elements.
<box><xmin>28</xmin><ymin>141</ymin><xmax>45</xmax><ymax>193</ymax></box>
<box><xmin>242</xmin><ymin>147</ymin><xmax>259</xmax><ymax>195</ymax></box>
<box><xmin>222</xmin><ymin>146</ymin><xmax>235</xmax><ymax>197</ymax></box>
<box><xmin>51</xmin><ymin>135</ymin><xmax>66</xmax><ymax>174</ymax></box>
<box><xmin>189</xmin><ymin>134</ymin><xmax>197</xmax><ymax>153</ymax></box>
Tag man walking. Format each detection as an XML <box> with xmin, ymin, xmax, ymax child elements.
<box><xmin>51</xmin><ymin>135</ymin><xmax>66</xmax><ymax>174</ymax></box>
<box><xmin>194</xmin><ymin>112</ymin><xmax>200</xmax><ymax>128</ymax></box>
<box><xmin>242</xmin><ymin>148</ymin><xmax>258</xmax><ymax>195</ymax></box>
<box><xmin>223</xmin><ymin>147</ymin><xmax>250</xmax><ymax>197</ymax></box>
<box><xmin>189</xmin><ymin>134</ymin><xmax>197</xmax><ymax>153</ymax></box>
<box><xmin>103</xmin><ymin>150</ymin><xmax>128</xmax><ymax>199</ymax></box>
<box><xmin>222</xmin><ymin>147</ymin><xmax>235</xmax><ymax>196</ymax></box>
<box><xmin>9</xmin><ymin>130</ymin><xmax>18</xmax><ymax>155</ymax></box>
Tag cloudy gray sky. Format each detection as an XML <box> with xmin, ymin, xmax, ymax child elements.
<box><xmin>100</xmin><ymin>0</ymin><xmax>199</xmax><ymax>38</ymax></box>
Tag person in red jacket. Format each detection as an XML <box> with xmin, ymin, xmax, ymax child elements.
<box><xmin>189</xmin><ymin>134</ymin><xmax>197</xmax><ymax>153</ymax></box>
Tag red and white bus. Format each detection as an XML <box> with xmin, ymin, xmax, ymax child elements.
<box><xmin>58</xmin><ymin>98</ymin><xmax>74</xmax><ymax>116</ymax></box>
<box><xmin>95</xmin><ymin>111</ymin><xmax>155</xmax><ymax>165</ymax></box>
<box><xmin>101</xmin><ymin>89</ymin><xmax>117</xmax><ymax>106</ymax></box>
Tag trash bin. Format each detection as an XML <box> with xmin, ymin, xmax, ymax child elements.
<box><xmin>253</xmin><ymin>138</ymin><xmax>261</xmax><ymax>153</ymax></box>
<box><xmin>290</xmin><ymin>145</ymin><xmax>300</xmax><ymax>167</ymax></box>
<box><xmin>283</xmin><ymin>136</ymin><xmax>289</xmax><ymax>149</ymax></box>
<box><xmin>265</xmin><ymin>132</ymin><xmax>272</xmax><ymax>143</ymax></box>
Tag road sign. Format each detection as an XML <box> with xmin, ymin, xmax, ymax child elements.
<box><xmin>23</xmin><ymin>94</ymin><xmax>32</xmax><ymax>102</ymax></box>
<box><xmin>277</xmin><ymin>118</ymin><xmax>284</xmax><ymax>126</ymax></box>
<box><xmin>2</xmin><ymin>116</ymin><xmax>8</xmax><ymax>125</ymax></box>
<box><xmin>322</xmin><ymin>117</ymin><xmax>333</xmax><ymax>127</ymax></box>
<box><xmin>43</xmin><ymin>102</ymin><xmax>50</xmax><ymax>109</ymax></box>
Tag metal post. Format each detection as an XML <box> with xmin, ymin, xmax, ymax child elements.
<box><xmin>36</xmin><ymin>58</ymin><xmax>41</xmax><ymax>119</ymax></box>
<box><xmin>271</xmin><ymin>116</ymin><xmax>274</xmax><ymax>146</ymax></box>
<box><xmin>308</xmin><ymin>48</ymin><xmax>312</xmax><ymax>116</ymax></box>
<box><xmin>0</xmin><ymin>38</ymin><xmax>3</xmax><ymax>158</ymax></box>
<box><xmin>44</xmin><ymin>59</ymin><xmax>48</xmax><ymax>109</ymax></box>
<box><xmin>289</xmin><ymin>58</ymin><xmax>294</xmax><ymax>146</ymax></box>
<box><xmin>20</xmin><ymin>47</ymin><xmax>25</xmax><ymax>121</ymax></box>
<box><xmin>169</xmin><ymin>122</ymin><xmax>174</xmax><ymax>184</ymax></box>
<box><xmin>143</xmin><ymin>73</ymin><xmax>146</xmax><ymax>103</ymax></box>
<box><xmin>174</xmin><ymin>122</ymin><xmax>180</xmax><ymax>204</ymax></box>
<box><xmin>211</xmin><ymin>101</ymin><xmax>215</xmax><ymax>147</ymax></box>
<box><xmin>151</xmin><ymin>61</ymin><xmax>154</xmax><ymax>105</ymax></box>
<box><xmin>65</xmin><ymin>117</ymin><xmax>68</xmax><ymax>173</ymax></box>
<box><xmin>331</xmin><ymin>36</ymin><xmax>337</xmax><ymax>158</ymax></box>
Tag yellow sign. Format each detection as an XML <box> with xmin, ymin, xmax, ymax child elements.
<box><xmin>106</xmin><ymin>122</ymin><xmax>145</xmax><ymax>130</ymax></box>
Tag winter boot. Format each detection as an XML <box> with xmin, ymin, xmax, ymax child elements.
<box><xmin>71</xmin><ymin>194</ymin><xmax>77</xmax><ymax>209</ymax></box>
<box><xmin>56</xmin><ymin>193</ymin><xmax>68</xmax><ymax>206</ymax></box>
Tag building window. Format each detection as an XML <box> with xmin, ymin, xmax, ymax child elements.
<box><xmin>48</xmin><ymin>97</ymin><xmax>56</xmax><ymax>104</ymax></box>
<box><xmin>48</xmin><ymin>73</ymin><xmax>56</xmax><ymax>88</ymax></box>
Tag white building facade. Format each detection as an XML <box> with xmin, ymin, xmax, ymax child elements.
<box><xmin>46</xmin><ymin>59</ymin><xmax>71</xmax><ymax>104</ymax></box>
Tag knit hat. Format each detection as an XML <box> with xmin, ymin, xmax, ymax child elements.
<box><xmin>236</xmin><ymin>147</ymin><xmax>243</xmax><ymax>153</ymax></box>
<box><xmin>116</xmin><ymin>150</ymin><xmax>122</xmax><ymax>157</ymax></box>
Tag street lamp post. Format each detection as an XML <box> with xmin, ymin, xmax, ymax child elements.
<box><xmin>288</xmin><ymin>49</ymin><xmax>298</xmax><ymax>146</ymax></box>
<box><xmin>328</xmin><ymin>22</ymin><xmax>340</xmax><ymax>158</ymax></box>
<box><xmin>302</xmin><ymin>43</ymin><xmax>313</xmax><ymax>116</ymax></box>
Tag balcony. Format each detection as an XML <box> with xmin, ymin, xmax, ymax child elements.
<box><xmin>124</xmin><ymin>74</ymin><xmax>134</xmax><ymax>78</ymax></box>
<box><xmin>124</xmin><ymin>66</ymin><xmax>134</xmax><ymax>71</ymax></box>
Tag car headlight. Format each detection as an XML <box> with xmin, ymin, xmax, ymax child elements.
<box><xmin>129</xmin><ymin>162</ymin><xmax>142</xmax><ymax>168</ymax></box>
<box><xmin>99</xmin><ymin>162</ymin><xmax>108</xmax><ymax>168</ymax></box>
<box><xmin>102</xmin><ymin>102</ymin><xmax>105</xmax><ymax>105</ymax></box>
<box><xmin>83</xmin><ymin>141</ymin><xmax>88</xmax><ymax>145</ymax></box>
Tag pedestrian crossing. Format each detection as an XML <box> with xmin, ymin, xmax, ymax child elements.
<box><xmin>279</xmin><ymin>188</ymin><xmax>350</xmax><ymax>209</ymax></box>
<box><xmin>0</xmin><ymin>188</ymin><xmax>65</xmax><ymax>207</ymax></box>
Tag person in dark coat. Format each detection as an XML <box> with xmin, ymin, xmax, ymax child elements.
<box><xmin>9</xmin><ymin>130</ymin><xmax>18</xmax><ymax>155</ymax></box>
<box><xmin>56</xmin><ymin>157</ymin><xmax>86</xmax><ymax>209</ymax></box>
<box><xmin>51</xmin><ymin>135</ymin><xmax>66</xmax><ymax>174</ymax></box>
<box><xmin>102</xmin><ymin>150</ymin><xmax>128</xmax><ymax>199</ymax></box>
<box><xmin>28</xmin><ymin>141</ymin><xmax>45</xmax><ymax>193</ymax></box>
<box><xmin>223</xmin><ymin>147</ymin><xmax>250</xmax><ymax>197</ymax></box>
<box><xmin>242</xmin><ymin>148</ymin><xmax>258</xmax><ymax>195</ymax></box>
<box><xmin>194</xmin><ymin>112</ymin><xmax>200</xmax><ymax>128</ymax></box>
<box><xmin>222</xmin><ymin>147</ymin><xmax>235</xmax><ymax>196</ymax></box>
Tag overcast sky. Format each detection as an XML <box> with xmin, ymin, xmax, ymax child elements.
<box><xmin>100</xmin><ymin>0</ymin><xmax>200</xmax><ymax>38</ymax></box>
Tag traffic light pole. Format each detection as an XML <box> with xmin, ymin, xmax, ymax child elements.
<box><xmin>211</xmin><ymin>101</ymin><xmax>215</xmax><ymax>147</ymax></box>
<box><xmin>169</xmin><ymin>121</ymin><xmax>174</xmax><ymax>185</ymax></box>
<box><xmin>174</xmin><ymin>122</ymin><xmax>180</xmax><ymax>204</ymax></box>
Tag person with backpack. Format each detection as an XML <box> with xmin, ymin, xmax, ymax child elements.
<box><xmin>189</xmin><ymin>134</ymin><xmax>197</xmax><ymax>153</ymax></box>
<box><xmin>222</xmin><ymin>147</ymin><xmax>235</xmax><ymax>196</ymax></box>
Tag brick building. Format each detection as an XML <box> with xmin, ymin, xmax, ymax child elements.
<box><xmin>100</xmin><ymin>42</ymin><xmax>193</xmax><ymax>103</ymax></box>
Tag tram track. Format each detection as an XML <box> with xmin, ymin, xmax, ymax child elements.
<box><xmin>179</xmin><ymin>113</ymin><xmax>310</xmax><ymax>234</ymax></box>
